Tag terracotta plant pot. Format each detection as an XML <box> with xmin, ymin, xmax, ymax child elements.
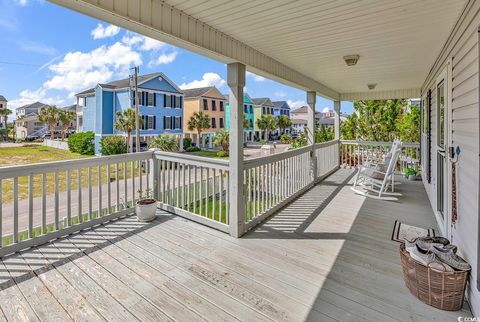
<box><xmin>136</xmin><ymin>199</ymin><xmax>157</xmax><ymax>222</ymax></box>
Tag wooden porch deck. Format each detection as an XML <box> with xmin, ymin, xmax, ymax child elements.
<box><xmin>0</xmin><ymin>169</ymin><xmax>471</xmax><ymax>321</ymax></box>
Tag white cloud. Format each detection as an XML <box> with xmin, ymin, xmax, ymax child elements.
<box><xmin>19</xmin><ymin>40</ymin><xmax>57</xmax><ymax>55</ymax></box>
<box><xmin>274</xmin><ymin>90</ymin><xmax>286</xmax><ymax>98</ymax></box>
<box><xmin>287</xmin><ymin>100</ymin><xmax>306</xmax><ymax>109</ymax></box>
<box><xmin>322</xmin><ymin>107</ymin><xmax>330</xmax><ymax>113</ymax></box>
<box><xmin>140</xmin><ymin>37</ymin><xmax>165</xmax><ymax>51</ymax></box>
<box><xmin>122</xmin><ymin>32</ymin><xmax>165</xmax><ymax>51</ymax></box>
<box><xmin>8</xmin><ymin>88</ymin><xmax>65</xmax><ymax>110</ymax></box>
<box><xmin>148</xmin><ymin>52</ymin><xmax>178</xmax><ymax>67</ymax></box>
<box><xmin>246</xmin><ymin>71</ymin><xmax>266</xmax><ymax>82</ymax></box>
<box><xmin>14</xmin><ymin>0</ymin><xmax>28</xmax><ymax>6</ymax></box>
<box><xmin>91</xmin><ymin>23</ymin><xmax>121</xmax><ymax>39</ymax></box>
<box><xmin>180</xmin><ymin>73</ymin><xmax>226</xmax><ymax>90</ymax></box>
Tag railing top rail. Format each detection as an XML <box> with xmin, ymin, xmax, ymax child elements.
<box><xmin>313</xmin><ymin>139</ymin><xmax>340</xmax><ymax>149</ymax></box>
<box><xmin>244</xmin><ymin>145</ymin><xmax>311</xmax><ymax>169</ymax></box>
<box><xmin>153</xmin><ymin>150</ymin><xmax>229</xmax><ymax>170</ymax></box>
<box><xmin>340</xmin><ymin>140</ymin><xmax>420</xmax><ymax>148</ymax></box>
<box><xmin>0</xmin><ymin>151</ymin><xmax>153</xmax><ymax>179</ymax></box>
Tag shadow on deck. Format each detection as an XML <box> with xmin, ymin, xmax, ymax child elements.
<box><xmin>0</xmin><ymin>169</ymin><xmax>472</xmax><ymax>321</ymax></box>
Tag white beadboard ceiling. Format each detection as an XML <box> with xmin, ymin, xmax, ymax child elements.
<box><xmin>164</xmin><ymin>0</ymin><xmax>467</xmax><ymax>94</ymax></box>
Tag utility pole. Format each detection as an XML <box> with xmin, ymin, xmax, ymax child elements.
<box><xmin>132</xmin><ymin>66</ymin><xmax>140</xmax><ymax>153</ymax></box>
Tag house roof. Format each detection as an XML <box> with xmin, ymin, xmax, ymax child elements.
<box><xmin>272</xmin><ymin>101</ymin><xmax>290</xmax><ymax>109</ymax></box>
<box><xmin>16</xmin><ymin>101</ymin><xmax>48</xmax><ymax>111</ymax></box>
<box><xmin>292</xmin><ymin>119</ymin><xmax>307</xmax><ymax>125</ymax></box>
<box><xmin>291</xmin><ymin>106</ymin><xmax>321</xmax><ymax>115</ymax></box>
<box><xmin>0</xmin><ymin>95</ymin><xmax>7</xmax><ymax>102</ymax></box>
<box><xmin>182</xmin><ymin>87</ymin><xmax>214</xmax><ymax>98</ymax></box>
<box><xmin>61</xmin><ymin>104</ymin><xmax>78</xmax><ymax>112</ymax></box>
<box><xmin>75</xmin><ymin>72</ymin><xmax>182</xmax><ymax>97</ymax></box>
<box><xmin>252</xmin><ymin>97</ymin><xmax>273</xmax><ymax>106</ymax></box>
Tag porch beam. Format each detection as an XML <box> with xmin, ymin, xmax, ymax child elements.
<box><xmin>340</xmin><ymin>88</ymin><xmax>420</xmax><ymax>101</ymax></box>
<box><xmin>227</xmin><ymin>63</ymin><xmax>246</xmax><ymax>238</ymax></box>
<box><xmin>48</xmin><ymin>0</ymin><xmax>339</xmax><ymax>100</ymax></box>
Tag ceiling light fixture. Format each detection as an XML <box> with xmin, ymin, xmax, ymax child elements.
<box><xmin>367</xmin><ymin>83</ymin><xmax>377</xmax><ymax>90</ymax></box>
<box><xmin>343</xmin><ymin>55</ymin><xmax>360</xmax><ymax>66</ymax></box>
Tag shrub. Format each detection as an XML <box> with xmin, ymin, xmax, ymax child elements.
<box><xmin>68</xmin><ymin>131</ymin><xmax>95</xmax><ymax>155</ymax></box>
<box><xmin>148</xmin><ymin>134</ymin><xmax>179</xmax><ymax>152</ymax></box>
<box><xmin>280</xmin><ymin>134</ymin><xmax>292</xmax><ymax>144</ymax></box>
<box><xmin>183</xmin><ymin>137</ymin><xmax>192</xmax><ymax>150</ymax></box>
<box><xmin>185</xmin><ymin>146</ymin><xmax>201</xmax><ymax>152</ymax></box>
<box><xmin>216</xmin><ymin>150</ymin><xmax>228</xmax><ymax>158</ymax></box>
<box><xmin>100</xmin><ymin>136</ymin><xmax>127</xmax><ymax>155</ymax></box>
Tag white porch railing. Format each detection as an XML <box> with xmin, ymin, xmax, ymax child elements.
<box><xmin>340</xmin><ymin>140</ymin><xmax>420</xmax><ymax>169</ymax></box>
<box><xmin>0</xmin><ymin>140</ymin><xmax>340</xmax><ymax>255</ymax></box>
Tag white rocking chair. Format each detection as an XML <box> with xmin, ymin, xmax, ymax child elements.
<box><xmin>351</xmin><ymin>143</ymin><xmax>402</xmax><ymax>201</ymax></box>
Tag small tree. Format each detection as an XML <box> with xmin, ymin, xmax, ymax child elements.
<box><xmin>213</xmin><ymin>130</ymin><xmax>229</xmax><ymax>157</ymax></box>
<box><xmin>187</xmin><ymin>112</ymin><xmax>210</xmax><ymax>147</ymax></box>
<box><xmin>100</xmin><ymin>136</ymin><xmax>128</xmax><ymax>155</ymax></box>
<box><xmin>148</xmin><ymin>134</ymin><xmax>179</xmax><ymax>152</ymax></box>
<box><xmin>114</xmin><ymin>108</ymin><xmax>139</xmax><ymax>153</ymax></box>
<box><xmin>243</xmin><ymin>113</ymin><xmax>250</xmax><ymax>129</ymax></box>
<box><xmin>58</xmin><ymin>109</ymin><xmax>76</xmax><ymax>141</ymax></box>
<box><xmin>38</xmin><ymin>105</ymin><xmax>59</xmax><ymax>139</ymax></box>
<box><xmin>0</xmin><ymin>108</ymin><xmax>12</xmax><ymax>141</ymax></box>
<box><xmin>256</xmin><ymin>114</ymin><xmax>278</xmax><ymax>142</ymax></box>
<box><xmin>277</xmin><ymin>115</ymin><xmax>292</xmax><ymax>134</ymax></box>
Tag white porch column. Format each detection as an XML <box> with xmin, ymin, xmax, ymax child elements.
<box><xmin>334</xmin><ymin>101</ymin><xmax>341</xmax><ymax>140</ymax></box>
<box><xmin>307</xmin><ymin>91</ymin><xmax>317</xmax><ymax>181</ymax></box>
<box><xmin>228</xmin><ymin>62</ymin><xmax>246</xmax><ymax>238</ymax></box>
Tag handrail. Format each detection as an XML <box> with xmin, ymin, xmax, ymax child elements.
<box><xmin>0</xmin><ymin>151</ymin><xmax>153</xmax><ymax>180</ymax></box>
<box><xmin>340</xmin><ymin>140</ymin><xmax>420</xmax><ymax>148</ymax></box>
<box><xmin>153</xmin><ymin>150</ymin><xmax>229</xmax><ymax>170</ymax></box>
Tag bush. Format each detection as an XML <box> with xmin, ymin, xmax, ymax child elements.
<box><xmin>68</xmin><ymin>131</ymin><xmax>95</xmax><ymax>155</ymax></box>
<box><xmin>183</xmin><ymin>137</ymin><xmax>192</xmax><ymax>150</ymax></box>
<box><xmin>100</xmin><ymin>136</ymin><xmax>127</xmax><ymax>155</ymax></box>
<box><xmin>148</xmin><ymin>134</ymin><xmax>179</xmax><ymax>152</ymax></box>
<box><xmin>216</xmin><ymin>150</ymin><xmax>228</xmax><ymax>157</ymax></box>
<box><xmin>280</xmin><ymin>134</ymin><xmax>292</xmax><ymax>144</ymax></box>
<box><xmin>185</xmin><ymin>146</ymin><xmax>201</xmax><ymax>152</ymax></box>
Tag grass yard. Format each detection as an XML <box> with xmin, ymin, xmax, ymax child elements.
<box><xmin>185</xmin><ymin>150</ymin><xmax>228</xmax><ymax>159</ymax></box>
<box><xmin>0</xmin><ymin>145</ymin><xmax>144</xmax><ymax>204</ymax></box>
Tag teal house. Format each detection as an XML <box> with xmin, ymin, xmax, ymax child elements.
<box><xmin>225</xmin><ymin>93</ymin><xmax>255</xmax><ymax>142</ymax></box>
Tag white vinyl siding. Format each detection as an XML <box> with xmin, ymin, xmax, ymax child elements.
<box><xmin>421</xmin><ymin>1</ymin><xmax>480</xmax><ymax>314</ymax></box>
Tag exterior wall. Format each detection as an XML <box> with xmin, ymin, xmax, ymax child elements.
<box><xmin>225</xmin><ymin>96</ymin><xmax>254</xmax><ymax>132</ymax></box>
<box><xmin>183</xmin><ymin>88</ymin><xmax>226</xmax><ymax>137</ymax></box>
<box><xmin>183</xmin><ymin>98</ymin><xmax>200</xmax><ymax>135</ymax></box>
<box><xmin>421</xmin><ymin>1</ymin><xmax>480</xmax><ymax>314</ymax></box>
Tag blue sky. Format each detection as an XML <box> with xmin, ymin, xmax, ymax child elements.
<box><xmin>0</xmin><ymin>0</ymin><xmax>353</xmax><ymax>115</ymax></box>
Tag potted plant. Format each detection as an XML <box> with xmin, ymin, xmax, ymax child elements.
<box><xmin>136</xmin><ymin>189</ymin><xmax>157</xmax><ymax>222</ymax></box>
<box><xmin>403</xmin><ymin>167</ymin><xmax>418</xmax><ymax>181</ymax></box>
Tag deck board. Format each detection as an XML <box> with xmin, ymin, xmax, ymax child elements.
<box><xmin>0</xmin><ymin>169</ymin><xmax>472</xmax><ymax>321</ymax></box>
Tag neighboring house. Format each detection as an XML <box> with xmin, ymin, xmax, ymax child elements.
<box><xmin>15</xmin><ymin>102</ymin><xmax>48</xmax><ymax>139</ymax></box>
<box><xmin>290</xmin><ymin>106</ymin><xmax>340</xmax><ymax>134</ymax></box>
<box><xmin>225</xmin><ymin>93</ymin><xmax>255</xmax><ymax>142</ymax></box>
<box><xmin>0</xmin><ymin>95</ymin><xmax>8</xmax><ymax>130</ymax></box>
<box><xmin>272</xmin><ymin>101</ymin><xmax>291</xmax><ymax>135</ymax></box>
<box><xmin>182</xmin><ymin>86</ymin><xmax>226</xmax><ymax>148</ymax></box>
<box><xmin>252</xmin><ymin>97</ymin><xmax>275</xmax><ymax>140</ymax></box>
<box><xmin>76</xmin><ymin>72</ymin><xmax>184</xmax><ymax>154</ymax></box>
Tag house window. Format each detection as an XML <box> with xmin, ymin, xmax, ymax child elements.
<box><xmin>164</xmin><ymin>94</ymin><xmax>172</xmax><ymax>108</ymax></box>
<box><xmin>220</xmin><ymin>101</ymin><xmax>224</xmax><ymax>111</ymax></box>
<box><xmin>0</xmin><ymin>104</ymin><xmax>2</xmax><ymax>108</ymax></box>
<box><xmin>212</xmin><ymin>100</ymin><xmax>216</xmax><ymax>111</ymax></box>
<box><xmin>250</xmin><ymin>120</ymin><xmax>253</xmax><ymax>128</ymax></box>
<box><xmin>262</xmin><ymin>107</ymin><xmax>265</xmax><ymax>114</ymax></box>
<box><xmin>175</xmin><ymin>96</ymin><xmax>181</xmax><ymax>108</ymax></box>
<box><xmin>147</xmin><ymin>93</ymin><xmax>155</xmax><ymax>106</ymax></box>
<box><xmin>219</xmin><ymin>118</ymin><xmax>224</xmax><ymax>128</ymax></box>
<box><xmin>244</xmin><ymin>105</ymin><xmax>248</xmax><ymax>113</ymax></box>
<box><xmin>211</xmin><ymin>118</ymin><xmax>216</xmax><ymax>128</ymax></box>
<box><xmin>437</xmin><ymin>80</ymin><xmax>445</xmax><ymax>149</ymax></box>
<box><xmin>164</xmin><ymin>116</ymin><xmax>171</xmax><ymax>130</ymax></box>
<box><xmin>147</xmin><ymin>116</ymin><xmax>155</xmax><ymax>129</ymax></box>
<box><xmin>249</xmin><ymin>105</ymin><xmax>253</xmax><ymax>113</ymax></box>
<box><xmin>203</xmin><ymin>99</ymin><xmax>208</xmax><ymax>110</ymax></box>
<box><xmin>174</xmin><ymin>117</ymin><xmax>182</xmax><ymax>129</ymax></box>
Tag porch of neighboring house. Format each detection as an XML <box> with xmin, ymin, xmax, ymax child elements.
<box><xmin>0</xmin><ymin>168</ymin><xmax>471</xmax><ymax>321</ymax></box>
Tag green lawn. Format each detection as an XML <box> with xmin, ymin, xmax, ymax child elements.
<box><xmin>0</xmin><ymin>145</ymin><xmax>143</xmax><ymax>203</ymax></box>
<box><xmin>185</xmin><ymin>150</ymin><xmax>228</xmax><ymax>159</ymax></box>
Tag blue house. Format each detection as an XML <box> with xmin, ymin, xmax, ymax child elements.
<box><xmin>75</xmin><ymin>72</ymin><xmax>184</xmax><ymax>154</ymax></box>
<box><xmin>272</xmin><ymin>101</ymin><xmax>290</xmax><ymax>118</ymax></box>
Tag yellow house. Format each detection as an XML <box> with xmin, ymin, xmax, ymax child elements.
<box><xmin>182</xmin><ymin>86</ymin><xmax>226</xmax><ymax>147</ymax></box>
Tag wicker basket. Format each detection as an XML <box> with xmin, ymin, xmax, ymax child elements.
<box><xmin>399</xmin><ymin>243</ymin><xmax>469</xmax><ymax>311</ymax></box>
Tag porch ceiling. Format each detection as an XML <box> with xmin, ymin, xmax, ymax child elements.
<box><xmin>51</xmin><ymin>0</ymin><xmax>467</xmax><ymax>99</ymax></box>
<box><xmin>168</xmin><ymin>0</ymin><xmax>466</xmax><ymax>96</ymax></box>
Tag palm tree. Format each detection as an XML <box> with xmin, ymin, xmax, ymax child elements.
<box><xmin>243</xmin><ymin>113</ymin><xmax>250</xmax><ymax>129</ymax></box>
<box><xmin>38</xmin><ymin>105</ymin><xmax>59</xmax><ymax>139</ymax></box>
<box><xmin>114</xmin><ymin>108</ymin><xmax>138</xmax><ymax>153</ymax></box>
<box><xmin>187</xmin><ymin>111</ymin><xmax>210</xmax><ymax>147</ymax></box>
<box><xmin>256</xmin><ymin>114</ymin><xmax>278</xmax><ymax>142</ymax></box>
<box><xmin>277</xmin><ymin>115</ymin><xmax>292</xmax><ymax>134</ymax></box>
<box><xmin>213</xmin><ymin>130</ymin><xmax>230</xmax><ymax>155</ymax></box>
<box><xmin>0</xmin><ymin>108</ymin><xmax>12</xmax><ymax>141</ymax></box>
<box><xmin>58</xmin><ymin>109</ymin><xmax>76</xmax><ymax>141</ymax></box>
